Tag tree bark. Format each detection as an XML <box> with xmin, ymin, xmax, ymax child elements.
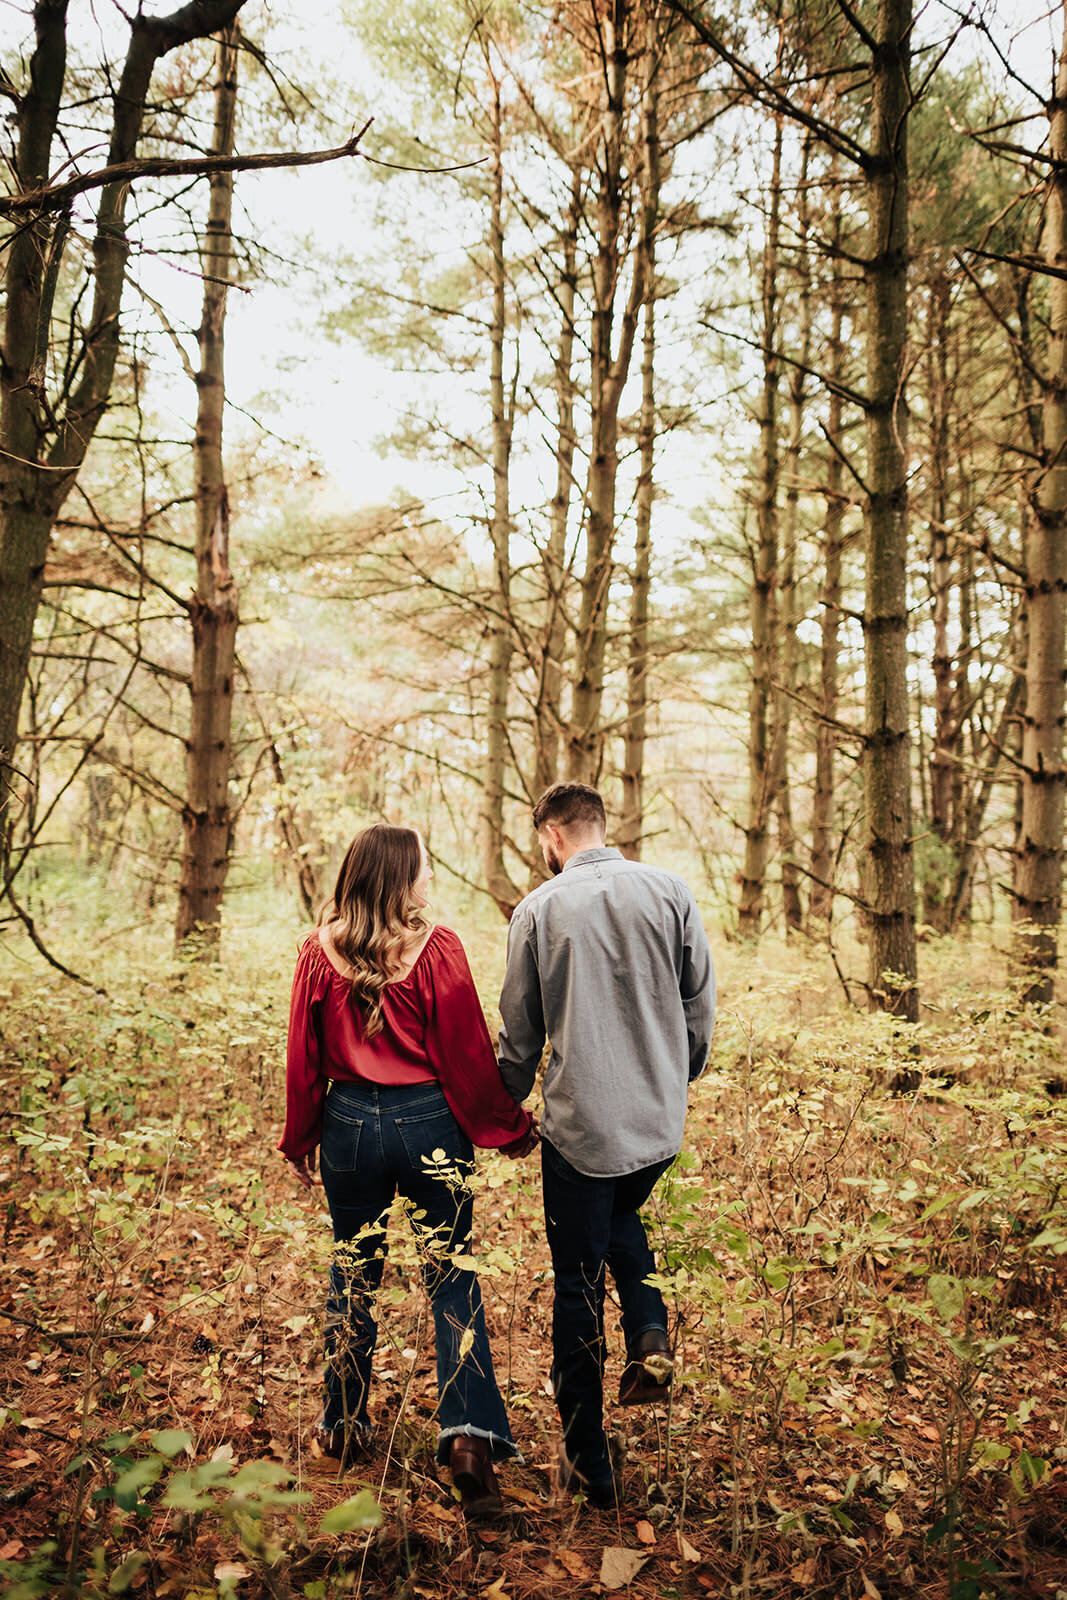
<box><xmin>568</xmin><ymin>0</ymin><xmax>646</xmax><ymax>783</ymax></box>
<box><xmin>175</xmin><ymin>25</ymin><xmax>240</xmax><ymax>948</ymax></box>
<box><xmin>809</xmin><ymin>169</ymin><xmax>846</xmax><ymax>931</ymax></box>
<box><xmin>772</xmin><ymin>132</ymin><xmax>811</xmax><ymax>934</ymax></box>
<box><xmin>923</xmin><ymin>271</ymin><xmax>956</xmax><ymax>931</ymax></box>
<box><xmin>533</xmin><ymin>164</ymin><xmax>581</xmax><ymax>802</ymax></box>
<box><xmin>619</xmin><ymin>43</ymin><xmax>661</xmax><ymax>861</ymax></box>
<box><xmin>1013</xmin><ymin>27</ymin><xmax>1067</xmax><ymax>1002</ymax></box>
<box><xmin>0</xmin><ymin>0</ymin><xmax>247</xmax><ymax>854</ymax></box>
<box><xmin>737</xmin><ymin>110</ymin><xmax>783</xmax><ymax>937</ymax></box>
<box><xmin>480</xmin><ymin>74</ymin><xmax>521</xmax><ymax>917</ymax></box>
<box><xmin>861</xmin><ymin>0</ymin><xmax>918</xmax><ymax>1019</ymax></box>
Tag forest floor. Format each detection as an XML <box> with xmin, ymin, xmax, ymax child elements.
<box><xmin>1</xmin><ymin>923</ymin><xmax>1066</xmax><ymax>1600</ymax></box>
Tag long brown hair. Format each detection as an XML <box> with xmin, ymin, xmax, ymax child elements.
<box><xmin>319</xmin><ymin>824</ymin><xmax>430</xmax><ymax>1037</ymax></box>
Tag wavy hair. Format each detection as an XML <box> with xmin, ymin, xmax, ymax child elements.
<box><xmin>319</xmin><ymin>824</ymin><xmax>429</xmax><ymax>1037</ymax></box>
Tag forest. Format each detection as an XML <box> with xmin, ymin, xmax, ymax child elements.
<box><xmin>1</xmin><ymin>0</ymin><xmax>1065</xmax><ymax>1597</ymax></box>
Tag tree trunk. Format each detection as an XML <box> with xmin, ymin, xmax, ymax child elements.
<box><xmin>861</xmin><ymin>0</ymin><xmax>918</xmax><ymax>1020</ymax></box>
<box><xmin>1013</xmin><ymin>27</ymin><xmax>1067</xmax><ymax>1002</ymax></box>
<box><xmin>0</xmin><ymin>0</ymin><xmax>247</xmax><ymax>855</ymax></box>
<box><xmin>923</xmin><ymin>271</ymin><xmax>955</xmax><ymax>932</ymax></box>
<box><xmin>568</xmin><ymin>0</ymin><xmax>646</xmax><ymax>783</ymax></box>
<box><xmin>619</xmin><ymin>36</ymin><xmax>661</xmax><ymax>861</ymax></box>
<box><xmin>533</xmin><ymin>162</ymin><xmax>582</xmax><ymax>802</ymax></box>
<box><xmin>480</xmin><ymin>76</ymin><xmax>521</xmax><ymax>917</ymax></box>
<box><xmin>772</xmin><ymin>132</ymin><xmax>811</xmax><ymax>934</ymax></box>
<box><xmin>175</xmin><ymin>25</ymin><xmax>240</xmax><ymax>947</ymax></box>
<box><xmin>809</xmin><ymin>174</ymin><xmax>846</xmax><ymax>931</ymax></box>
<box><xmin>737</xmin><ymin>111</ymin><xmax>783</xmax><ymax>937</ymax></box>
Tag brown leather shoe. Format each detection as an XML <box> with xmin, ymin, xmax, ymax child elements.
<box><xmin>449</xmin><ymin>1434</ymin><xmax>503</xmax><ymax>1517</ymax></box>
<box><xmin>618</xmin><ymin>1329</ymin><xmax>673</xmax><ymax>1406</ymax></box>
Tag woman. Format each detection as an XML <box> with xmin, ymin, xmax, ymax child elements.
<box><xmin>280</xmin><ymin>823</ymin><xmax>536</xmax><ymax>1513</ymax></box>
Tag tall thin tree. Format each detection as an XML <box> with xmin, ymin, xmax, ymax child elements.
<box><xmin>175</xmin><ymin>25</ymin><xmax>241</xmax><ymax>947</ymax></box>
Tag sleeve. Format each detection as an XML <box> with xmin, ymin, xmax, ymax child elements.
<box><xmin>496</xmin><ymin>908</ymin><xmax>547</xmax><ymax>1104</ymax></box>
<box><xmin>422</xmin><ymin>930</ymin><xmax>534</xmax><ymax>1149</ymax></box>
<box><xmin>679</xmin><ymin>891</ymin><xmax>716</xmax><ymax>1081</ymax></box>
<box><xmin>278</xmin><ymin>939</ymin><xmax>329</xmax><ymax>1161</ymax></box>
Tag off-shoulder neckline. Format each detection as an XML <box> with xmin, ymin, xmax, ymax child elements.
<box><xmin>310</xmin><ymin>923</ymin><xmax>441</xmax><ymax>987</ymax></box>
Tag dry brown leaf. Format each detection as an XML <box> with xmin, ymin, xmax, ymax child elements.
<box><xmin>635</xmin><ymin>1519</ymin><xmax>656</xmax><ymax>1546</ymax></box>
<box><xmin>482</xmin><ymin>1579</ymin><xmax>509</xmax><ymax>1600</ymax></box>
<box><xmin>503</xmin><ymin>1485</ymin><xmax>545</xmax><ymax>1510</ymax></box>
<box><xmin>0</xmin><ymin>1541</ymin><xmax>27</xmax><ymax>1560</ymax></box>
<box><xmin>213</xmin><ymin>1561</ymin><xmax>252</xmax><ymax>1582</ymax></box>
<box><xmin>861</xmin><ymin>1575</ymin><xmax>883</xmax><ymax>1600</ymax></box>
<box><xmin>790</xmin><ymin>1558</ymin><xmax>818</xmax><ymax>1584</ymax></box>
<box><xmin>885</xmin><ymin>1509</ymin><xmax>904</xmax><ymax>1537</ymax></box>
<box><xmin>558</xmin><ymin>1549</ymin><xmax>595</xmax><ymax>1580</ymax></box>
<box><xmin>600</xmin><ymin>1547</ymin><xmax>649</xmax><ymax>1590</ymax></box>
<box><xmin>678</xmin><ymin>1533</ymin><xmax>701</xmax><ymax>1563</ymax></box>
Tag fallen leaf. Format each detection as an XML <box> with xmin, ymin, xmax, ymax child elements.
<box><xmin>790</xmin><ymin>1558</ymin><xmax>818</xmax><ymax>1583</ymax></box>
<box><xmin>600</xmin><ymin>1547</ymin><xmax>649</xmax><ymax>1590</ymax></box>
<box><xmin>636</xmin><ymin>1519</ymin><xmax>656</xmax><ymax>1546</ymax></box>
<box><xmin>210</xmin><ymin>1442</ymin><xmax>235</xmax><ymax>1464</ymax></box>
<box><xmin>139</xmin><ymin>1311</ymin><xmax>156</xmax><ymax>1334</ymax></box>
<box><xmin>0</xmin><ymin>1541</ymin><xmax>27</xmax><ymax>1560</ymax></box>
<box><xmin>558</xmin><ymin>1549</ymin><xmax>594</xmax><ymax>1581</ymax></box>
<box><xmin>503</xmin><ymin>1485</ymin><xmax>544</xmax><ymax>1510</ymax></box>
<box><xmin>482</xmin><ymin>1579</ymin><xmax>509</xmax><ymax>1600</ymax></box>
<box><xmin>861</xmin><ymin>1575</ymin><xmax>883</xmax><ymax>1600</ymax></box>
<box><xmin>678</xmin><ymin>1533</ymin><xmax>701</xmax><ymax>1563</ymax></box>
<box><xmin>885</xmin><ymin>1509</ymin><xmax>904</xmax><ymax>1537</ymax></box>
<box><xmin>214</xmin><ymin>1562</ymin><xmax>252</xmax><ymax>1583</ymax></box>
<box><xmin>886</xmin><ymin>1469</ymin><xmax>909</xmax><ymax>1492</ymax></box>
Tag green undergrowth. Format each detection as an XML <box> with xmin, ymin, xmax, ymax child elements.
<box><xmin>0</xmin><ymin>923</ymin><xmax>1065</xmax><ymax>1598</ymax></box>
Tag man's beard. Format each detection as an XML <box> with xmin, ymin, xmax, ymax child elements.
<box><xmin>545</xmin><ymin>845</ymin><xmax>564</xmax><ymax>876</ymax></box>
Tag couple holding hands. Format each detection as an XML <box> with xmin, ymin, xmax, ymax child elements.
<box><xmin>279</xmin><ymin>782</ymin><xmax>716</xmax><ymax>1515</ymax></box>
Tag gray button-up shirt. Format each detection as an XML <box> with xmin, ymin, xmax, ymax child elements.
<box><xmin>497</xmin><ymin>846</ymin><xmax>716</xmax><ymax>1178</ymax></box>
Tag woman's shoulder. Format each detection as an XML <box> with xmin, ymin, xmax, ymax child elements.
<box><xmin>295</xmin><ymin>929</ymin><xmax>336</xmax><ymax>978</ymax></box>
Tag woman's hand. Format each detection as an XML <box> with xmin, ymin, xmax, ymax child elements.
<box><xmin>502</xmin><ymin>1121</ymin><xmax>540</xmax><ymax>1159</ymax></box>
<box><xmin>286</xmin><ymin>1150</ymin><xmax>319</xmax><ymax>1191</ymax></box>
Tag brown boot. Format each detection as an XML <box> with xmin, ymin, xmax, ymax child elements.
<box><xmin>618</xmin><ymin>1329</ymin><xmax>673</xmax><ymax>1406</ymax></box>
<box><xmin>449</xmin><ymin>1434</ymin><xmax>503</xmax><ymax>1518</ymax></box>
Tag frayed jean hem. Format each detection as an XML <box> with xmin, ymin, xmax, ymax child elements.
<box><xmin>437</xmin><ymin>1424</ymin><xmax>522</xmax><ymax>1466</ymax></box>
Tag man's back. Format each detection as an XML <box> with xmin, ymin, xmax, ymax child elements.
<box><xmin>498</xmin><ymin>846</ymin><xmax>715</xmax><ymax>1177</ymax></box>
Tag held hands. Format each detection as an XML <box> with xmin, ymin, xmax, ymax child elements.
<box><xmin>286</xmin><ymin>1149</ymin><xmax>319</xmax><ymax>1191</ymax></box>
<box><xmin>502</xmin><ymin>1120</ymin><xmax>540</xmax><ymax>1160</ymax></box>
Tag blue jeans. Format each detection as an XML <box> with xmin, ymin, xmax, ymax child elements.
<box><xmin>541</xmin><ymin>1139</ymin><xmax>673</xmax><ymax>1490</ymax></box>
<box><xmin>319</xmin><ymin>1080</ymin><xmax>517</xmax><ymax>1464</ymax></box>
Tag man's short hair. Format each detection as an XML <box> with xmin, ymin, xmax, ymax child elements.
<box><xmin>532</xmin><ymin>782</ymin><xmax>606</xmax><ymax>835</ymax></box>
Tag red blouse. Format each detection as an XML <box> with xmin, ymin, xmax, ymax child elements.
<box><xmin>279</xmin><ymin>924</ymin><xmax>532</xmax><ymax>1162</ymax></box>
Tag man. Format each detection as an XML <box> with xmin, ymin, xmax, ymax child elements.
<box><xmin>498</xmin><ymin>782</ymin><xmax>715</xmax><ymax>1507</ymax></box>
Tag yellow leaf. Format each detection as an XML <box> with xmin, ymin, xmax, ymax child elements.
<box><xmin>459</xmin><ymin>1327</ymin><xmax>475</xmax><ymax>1362</ymax></box>
<box><xmin>482</xmin><ymin>1580</ymin><xmax>509</xmax><ymax>1600</ymax></box>
<box><xmin>861</xmin><ymin>1574</ymin><xmax>883</xmax><ymax>1600</ymax></box>
<box><xmin>885</xmin><ymin>1509</ymin><xmax>904</xmax><ymax>1538</ymax></box>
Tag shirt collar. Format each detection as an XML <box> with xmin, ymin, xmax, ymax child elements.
<box><xmin>562</xmin><ymin>846</ymin><xmax>623</xmax><ymax>872</ymax></box>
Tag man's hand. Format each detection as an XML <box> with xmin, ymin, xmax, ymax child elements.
<box><xmin>502</xmin><ymin>1121</ymin><xmax>540</xmax><ymax>1159</ymax></box>
<box><xmin>286</xmin><ymin>1150</ymin><xmax>319</xmax><ymax>1191</ymax></box>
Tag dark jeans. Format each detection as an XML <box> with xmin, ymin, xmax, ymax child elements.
<box><xmin>319</xmin><ymin>1080</ymin><xmax>517</xmax><ymax>1463</ymax></box>
<box><xmin>541</xmin><ymin>1138</ymin><xmax>673</xmax><ymax>1489</ymax></box>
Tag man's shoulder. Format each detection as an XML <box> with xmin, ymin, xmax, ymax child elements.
<box><xmin>512</xmin><ymin>876</ymin><xmax>564</xmax><ymax>924</ymax></box>
<box><xmin>614</xmin><ymin>857</ymin><xmax>696</xmax><ymax>902</ymax></box>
